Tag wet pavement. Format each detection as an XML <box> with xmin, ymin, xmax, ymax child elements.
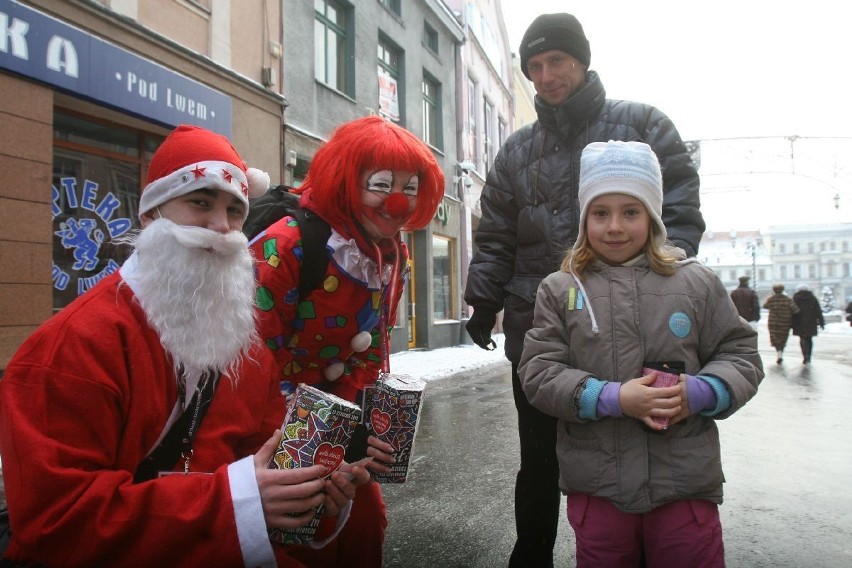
<box><xmin>382</xmin><ymin>326</ymin><xmax>852</xmax><ymax>567</ymax></box>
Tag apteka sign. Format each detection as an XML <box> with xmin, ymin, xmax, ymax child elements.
<box><xmin>52</xmin><ymin>176</ymin><xmax>131</xmax><ymax>296</ymax></box>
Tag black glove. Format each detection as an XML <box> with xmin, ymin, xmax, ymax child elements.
<box><xmin>466</xmin><ymin>308</ymin><xmax>497</xmax><ymax>351</ymax></box>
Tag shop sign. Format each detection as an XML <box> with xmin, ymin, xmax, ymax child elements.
<box><xmin>51</xmin><ymin>176</ymin><xmax>132</xmax><ymax>295</ymax></box>
<box><xmin>0</xmin><ymin>0</ymin><xmax>232</xmax><ymax>134</ymax></box>
<box><xmin>434</xmin><ymin>200</ymin><xmax>450</xmax><ymax>226</ymax></box>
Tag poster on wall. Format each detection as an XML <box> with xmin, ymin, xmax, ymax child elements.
<box><xmin>378</xmin><ymin>69</ymin><xmax>400</xmax><ymax>122</ymax></box>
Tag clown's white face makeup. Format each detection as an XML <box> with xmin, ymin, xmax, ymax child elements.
<box><xmin>359</xmin><ymin>169</ymin><xmax>419</xmax><ymax>241</ymax></box>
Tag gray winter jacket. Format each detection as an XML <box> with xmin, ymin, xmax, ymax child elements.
<box><xmin>518</xmin><ymin>255</ymin><xmax>763</xmax><ymax>513</ymax></box>
<box><xmin>464</xmin><ymin>71</ymin><xmax>705</xmax><ymax>363</ymax></box>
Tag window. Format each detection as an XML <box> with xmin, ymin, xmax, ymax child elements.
<box><xmin>483</xmin><ymin>99</ymin><xmax>494</xmax><ymax>173</ymax></box>
<box><xmin>793</xmin><ymin>242</ymin><xmax>800</xmax><ymax>254</ymax></box>
<box><xmin>379</xmin><ymin>0</ymin><xmax>400</xmax><ymax>16</ymax></box>
<box><xmin>780</xmin><ymin>265</ymin><xmax>787</xmax><ymax>279</ymax></box>
<box><xmin>844</xmin><ymin>262</ymin><xmax>850</xmax><ymax>277</ymax></box>
<box><xmin>807</xmin><ymin>242</ymin><xmax>814</xmax><ymax>254</ymax></box>
<box><xmin>422</xmin><ymin>73</ymin><xmax>442</xmax><ymax>149</ymax></box>
<box><xmin>423</xmin><ymin>22</ymin><xmax>438</xmax><ymax>54</ymax></box>
<box><xmin>467</xmin><ymin>77</ymin><xmax>478</xmax><ymax>167</ymax></box>
<box><xmin>778</xmin><ymin>243</ymin><xmax>785</xmax><ymax>255</ymax></box>
<box><xmin>728</xmin><ymin>270</ymin><xmax>737</xmax><ymax>281</ymax></box>
<box><xmin>794</xmin><ymin>264</ymin><xmax>801</xmax><ymax>278</ymax></box>
<box><xmin>808</xmin><ymin>264</ymin><xmax>816</xmax><ymax>278</ymax></box>
<box><xmin>758</xmin><ymin>268</ymin><xmax>766</xmax><ymax>282</ymax></box>
<box><xmin>315</xmin><ymin>0</ymin><xmax>351</xmax><ymax>94</ymax></box>
<box><xmin>432</xmin><ymin>236</ymin><xmax>455</xmax><ymax>320</ymax></box>
<box><xmin>498</xmin><ymin>117</ymin><xmax>507</xmax><ymax>147</ymax></box>
<box><xmin>291</xmin><ymin>155</ymin><xmax>311</xmax><ymax>188</ymax></box>
<box><xmin>378</xmin><ymin>36</ymin><xmax>403</xmax><ymax>122</ymax></box>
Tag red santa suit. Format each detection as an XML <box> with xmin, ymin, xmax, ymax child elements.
<box><xmin>0</xmin><ymin>268</ymin><xmax>299</xmax><ymax>568</ymax></box>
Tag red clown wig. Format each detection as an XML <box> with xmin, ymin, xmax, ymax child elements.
<box><xmin>296</xmin><ymin>116</ymin><xmax>445</xmax><ymax>233</ymax></box>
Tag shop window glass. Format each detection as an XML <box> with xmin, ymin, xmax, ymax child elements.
<box><xmin>432</xmin><ymin>236</ymin><xmax>454</xmax><ymax>320</ymax></box>
<box><xmin>52</xmin><ymin>113</ymin><xmax>161</xmax><ymax>311</ymax></box>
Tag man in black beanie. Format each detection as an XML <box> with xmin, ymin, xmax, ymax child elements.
<box><xmin>464</xmin><ymin>12</ymin><xmax>705</xmax><ymax>568</ymax></box>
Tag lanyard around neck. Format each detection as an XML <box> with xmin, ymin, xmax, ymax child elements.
<box><xmin>372</xmin><ymin>240</ymin><xmax>401</xmax><ymax>374</ymax></box>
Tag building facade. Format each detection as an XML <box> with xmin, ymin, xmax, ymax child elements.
<box><xmin>699</xmin><ymin>224</ymin><xmax>852</xmax><ymax>309</ymax></box>
<box><xmin>442</xmin><ymin>0</ymin><xmax>513</xmax><ymax>323</ymax></box>
<box><xmin>0</xmin><ymin>0</ymin><xmax>521</xmax><ymax>369</ymax></box>
<box><xmin>0</xmin><ymin>0</ymin><xmax>287</xmax><ymax>370</ymax></box>
<box><xmin>765</xmin><ymin>223</ymin><xmax>852</xmax><ymax>309</ymax></box>
<box><xmin>280</xmin><ymin>0</ymin><xmax>466</xmax><ymax>351</ymax></box>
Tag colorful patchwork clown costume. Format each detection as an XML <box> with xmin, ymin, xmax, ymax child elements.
<box><xmin>250</xmin><ymin>116</ymin><xmax>444</xmax><ymax>567</ymax></box>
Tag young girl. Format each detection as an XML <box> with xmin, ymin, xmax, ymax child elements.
<box><xmin>519</xmin><ymin>140</ymin><xmax>764</xmax><ymax>567</ymax></box>
<box><xmin>249</xmin><ymin>116</ymin><xmax>444</xmax><ymax>567</ymax></box>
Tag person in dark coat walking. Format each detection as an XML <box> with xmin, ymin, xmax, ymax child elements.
<box><xmin>763</xmin><ymin>283</ymin><xmax>799</xmax><ymax>364</ymax></box>
<box><xmin>463</xmin><ymin>12</ymin><xmax>705</xmax><ymax>568</ymax></box>
<box><xmin>730</xmin><ymin>275</ymin><xmax>760</xmax><ymax>329</ymax></box>
<box><xmin>792</xmin><ymin>284</ymin><xmax>825</xmax><ymax>364</ymax></box>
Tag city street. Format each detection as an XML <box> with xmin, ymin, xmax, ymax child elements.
<box><xmin>383</xmin><ymin>324</ymin><xmax>852</xmax><ymax>567</ymax></box>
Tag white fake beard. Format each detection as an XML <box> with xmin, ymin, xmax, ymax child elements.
<box><xmin>131</xmin><ymin>218</ymin><xmax>258</xmax><ymax>383</ymax></box>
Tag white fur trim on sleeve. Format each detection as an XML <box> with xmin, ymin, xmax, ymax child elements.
<box><xmin>229</xmin><ymin>456</ymin><xmax>276</xmax><ymax>568</ymax></box>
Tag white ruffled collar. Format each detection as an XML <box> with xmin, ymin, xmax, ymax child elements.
<box><xmin>328</xmin><ymin>229</ymin><xmax>393</xmax><ymax>289</ymax></box>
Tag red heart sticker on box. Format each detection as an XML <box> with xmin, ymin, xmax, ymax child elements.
<box><xmin>314</xmin><ymin>442</ymin><xmax>345</xmax><ymax>475</ymax></box>
<box><xmin>370</xmin><ymin>408</ymin><xmax>392</xmax><ymax>436</ymax></box>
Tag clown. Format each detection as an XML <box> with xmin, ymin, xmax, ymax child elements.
<box><xmin>249</xmin><ymin>115</ymin><xmax>444</xmax><ymax>567</ymax></box>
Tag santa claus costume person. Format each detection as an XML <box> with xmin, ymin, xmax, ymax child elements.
<box><xmin>0</xmin><ymin>124</ymin><xmax>371</xmax><ymax>568</ymax></box>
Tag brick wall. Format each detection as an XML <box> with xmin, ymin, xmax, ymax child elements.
<box><xmin>0</xmin><ymin>74</ymin><xmax>53</xmax><ymax>370</ymax></box>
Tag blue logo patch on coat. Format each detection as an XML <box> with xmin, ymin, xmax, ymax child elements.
<box><xmin>668</xmin><ymin>312</ymin><xmax>691</xmax><ymax>338</ymax></box>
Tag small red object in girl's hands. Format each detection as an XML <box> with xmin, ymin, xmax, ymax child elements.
<box><xmin>642</xmin><ymin>367</ymin><xmax>681</xmax><ymax>428</ymax></box>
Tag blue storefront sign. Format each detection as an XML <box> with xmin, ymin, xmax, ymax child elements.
<box><xmin>0</xmin><ymin>0</ymin><xmax>232</xmax><ymax>135</ymax></box>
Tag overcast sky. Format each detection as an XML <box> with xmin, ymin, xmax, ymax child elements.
<box><xmin>500</xmin><ymin>1</ymin><xmax>852</xmax><ymax>230</ymax></box>
<box><xmin>501</xmin><ymin>0</ymin><xmax>852</xmax><ymax>142</ymax></box>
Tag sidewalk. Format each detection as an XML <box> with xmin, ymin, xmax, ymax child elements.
<box><xmin>388</xmin><ymin>333</ymin><xmax>508</xmax><ymax>383</ymax></box>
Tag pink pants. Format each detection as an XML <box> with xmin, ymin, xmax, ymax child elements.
<box><xmin>566</xmin><ymin>494</ymin><xmax>725</xmax><ymax>568</ymax></box>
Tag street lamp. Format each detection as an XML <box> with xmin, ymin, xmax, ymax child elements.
<box><xmin>730</xmin><ymin>230</ymin><xmax>762</xmax><ymax>290</ymax></box>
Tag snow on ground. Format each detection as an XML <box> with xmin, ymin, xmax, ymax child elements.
<box><xmin>388</xmin><ymin>334</ymin><xmax>507</xmax><ymax>382</ymax></box>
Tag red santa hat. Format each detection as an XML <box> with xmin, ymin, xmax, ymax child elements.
<box><xmin>138</xmin><ymin>124</ymin><xmax>269</xmax><ymax>221</ymax></box>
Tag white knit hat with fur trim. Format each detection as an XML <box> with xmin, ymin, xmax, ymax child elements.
<box><xmin>139</xmin><ymin>124</ymin><xmax>269</xmax><ymax>221</ymax></box>
<box><xmin>577</xmin><ymin>140</ymin><xmax>666</xmax><ymax>248</ymax></box>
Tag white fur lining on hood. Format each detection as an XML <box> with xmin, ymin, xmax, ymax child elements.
<box><xmin>328</xmin><ymin>229</ymin><xmax>394</xmax><ymax>289</ymax></box>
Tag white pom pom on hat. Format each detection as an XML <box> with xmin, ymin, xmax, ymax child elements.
<box><xmin>576</xmin><ymin>140</ymin><xmax>666</xmax><ymax>248</ymax></box>
<box><xmin>138</xmin><ymin>124</ymin><xmax>269</xmax><ymax>221</ymax></box>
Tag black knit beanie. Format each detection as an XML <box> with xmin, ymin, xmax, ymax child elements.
<box><xmin>519</xmin><ymin>13</ymin><xmax>591</xmax><ymax>79</ymax></box>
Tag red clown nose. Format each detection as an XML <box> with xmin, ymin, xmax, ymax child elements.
<box><xmin>384</xmin><ymin>192</ymin><xmax>411</xmax><ymax>219</ymax></box>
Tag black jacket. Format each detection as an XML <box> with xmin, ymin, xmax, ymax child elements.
<box><xmin>792</xmin><ymin>290</ymin><xmax>824</xmax><ymax>337</ymax></box>
<box><xmin>465</xmin><ymin>71</ymin><xmax>704</xmax><ymax>362</ymax></box>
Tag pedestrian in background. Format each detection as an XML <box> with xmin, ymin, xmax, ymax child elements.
<box><xmin>792</xmin><ymin>283</ymin><xmax>825</xmax><ymax>364</ymax></box>
<box><xmin>462</xmin><ymin>13</ymin><xmax>705</xmax><ymax>567</ymax></box>
<box><xmin>0</xmin><ymin>125</ymin><xmax>371</xmax><ymax>567</ymax></box>
<box><xmin>764</xmin><ymin>283</ymin><xmax>799</xmax><ymax>364</ymax></box>
<box><xmin>519</xmin><ymin>141</ymin><xmax>762</xmax><ymax>567</ymax></box>
<box><xmin>730</xmin><ymin>275</ymin><xmax>761</xmax><ymax>330</ymax></box>
<box><xmin>846</xmin><ymin>297</ymin><xmax>852</xmax><ymax>327</ymax></box>
<box><xmin>250</xmin><ymin>116</ymin><xmax>445</xmax><ymax>567</ymax></box>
